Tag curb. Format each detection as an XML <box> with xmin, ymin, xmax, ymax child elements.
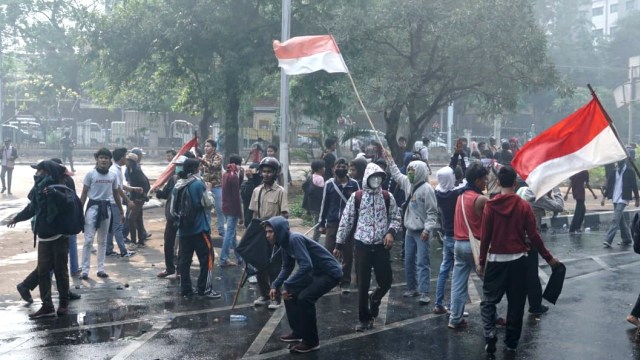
<box><xmin>541</xmin><ymin>208</ymin><xmax>640</xmax><ymax>231</ymax></box>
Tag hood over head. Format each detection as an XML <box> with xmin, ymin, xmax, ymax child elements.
<box><xmin>436</xmin><ymin>166</ymin><xmax>456</xmax><ymax>192</ymax></box>
<box><xmin>487</xmin><ymin>193</ymin><xmax>522</xmax><ymax>217</ymax></box>
<box><xmin>263</xmin><ymin>216</ymin><xmax>290</xmax><ymax>247</ymax></box>
<box><xmin>362</xmin><ymin>162</ymin><xmax>386</xmax><ymax>191</ymax></box>
<box><xmin>407</xmin><ymin>160</ymin><xmax>428</xmax><ymax>185</ymax></box>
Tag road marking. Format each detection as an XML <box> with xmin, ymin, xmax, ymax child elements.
<box><xmin>590</xmin><ymin>256</ymin><xmax>615</xmax><ymax>271</ymax></box>
<box><xmin>111</xmin><ymin>319</ymin><xmax>171</xmax><ymax>360</ymax></box>
<box><xmin>242</xmin><ymin>306</ymin><xmax>286</xmax><ymax>358</ymax></box>
<box><xmin>377</xmin><ymin>292</ymin><xmax>390</xmax><ymax>325</ymax></box>
<box><xmin>538</xmin><ymin>268</ymin><xmax>549</xmax><ymax>286</ymax></box>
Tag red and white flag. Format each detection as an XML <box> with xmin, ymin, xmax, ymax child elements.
<box><xmin>150</xmin><ymin>136</ymin><xmax>198</xmax><ymax>192</ymax></box>
<box><xmin>273</xmin><ymin>35</ymin><xmax>349</xmax><ymax>75</ymax></box>
<box><xmin>512</xmin><ymin>98</ymin><xmax>627</xmax><ymax>199</ymax></box>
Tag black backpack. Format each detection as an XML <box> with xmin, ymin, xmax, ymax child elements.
<box><xmin>632</xmin><ymin>213</ymin><xmax>640</xmax><ymax>254</ymax></box>
<box><xmin>171</xmin><ymin>180</ymin><xmax>196</xmax><ymax>229</ymax></box>
<box><xmin>46</xmin><ymin>184</ymin><xmax>84</xmax><ymax>235</ymax></box>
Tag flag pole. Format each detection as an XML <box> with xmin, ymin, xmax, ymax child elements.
<box><xmin>330</xmin><ymin>35</ymin><xmax>387</xmax><ymax>151</ymax></box>
<box><xmin>588</xmin><ymin>84</ymin><xmax>640</xmax><ymax>179</ymax></box>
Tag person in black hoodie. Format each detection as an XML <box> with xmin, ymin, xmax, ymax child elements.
<box><xmin>241</xmin><ymin>162</ymin><xmax>262</xmax><ymax>228</ymax></box>
<box><xmin>266</xmin><ymin>216</ymin><xmax>342</xmax><ymax>354</ymax></box>
<box><xmin>603</xmin><ymin>155</ymin><xmax>639</xmax><ymax>247</ymax></box>
<box><xmin>125</xmin><ymin>153</ymin><xmax>150</xmax><ymax>247</ymax></box>
<box><xmin>302</xmin><ymin>160</ymin><xmax>325</xmax><ymax>241</ymax></box>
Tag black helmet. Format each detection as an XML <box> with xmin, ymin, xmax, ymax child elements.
<box><xmin>259</xmin><ymin>156</ymin><xmax>280</xmax><ymax>173</ymax></box>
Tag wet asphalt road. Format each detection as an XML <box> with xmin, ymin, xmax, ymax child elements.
<box><xmin>1</xmin><ymin>164</ymin><xmax>640</xmax><ymax>359</ymax></box>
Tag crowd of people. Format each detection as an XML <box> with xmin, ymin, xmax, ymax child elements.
<box><xmin>5</xmin><ymin>133</ymin><xmax>640</xmax><ymax>355</ymax></box>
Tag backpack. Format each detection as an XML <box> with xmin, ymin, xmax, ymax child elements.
<box><xmin>632</xmin><ymin>213</ymin><xmax>640</xmax><ymax>254</ymax></box>
<box><xmin>46</xmin><ymin>184</ymin><xmax>84</xmax><ymax>235</ymax></box>
<box><xmin>171</xmin><ymin>179</ymin><xmax>196</xmax><ymax>229</ymax></box>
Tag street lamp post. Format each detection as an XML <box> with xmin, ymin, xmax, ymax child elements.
<box><xmin>629</xmin><ymin>56</ymin><xmax>640</xmax><ymax>145</ymax></box>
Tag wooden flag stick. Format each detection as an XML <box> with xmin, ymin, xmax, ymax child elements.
<box><xmin>587</xmin><ymin>84</ymin><xmax>640</xmax><ymax>179</ymax></box>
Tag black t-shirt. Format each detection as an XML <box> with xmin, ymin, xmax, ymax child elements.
<box><xmin>61</xmin><ymin>137</ymin><xmax>74</xmax><ymax>152</ymax></box>
<box><xmin>323</xmin><ymin>152</ymin><xmax>336</xmax><ymax>180</ymax></box>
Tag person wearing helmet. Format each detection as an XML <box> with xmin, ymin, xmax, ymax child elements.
<box><xmin>249</xmin><ymin>156</ymin><xmax>289</xmax><ymax>310</ymax></box>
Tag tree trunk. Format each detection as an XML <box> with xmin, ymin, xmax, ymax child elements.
<box><xmin>224</xmin><ymin>90</ymin><xmax>240</xmax><ymax>163</ymax></box>
<box><xmin>199</xmin><ymin>105</ymin><xmax>212</xmax><ymax>145</ymax></box>
<box><xmin>384</xmin><ymin>103</ymin><xmax>403</xmax><ymax>161</ymax></box>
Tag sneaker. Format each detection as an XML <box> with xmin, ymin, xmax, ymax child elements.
<box><xmin>369</xmin><ymin>293</ymin><xmax>381</xmax><ymax>318</ymax></box>
<box><xmin>29</xmin><ymin>305</ymin><xmax>56</xmax><ymax>319</ymax></box>
<box><xmin>253</xmin><ymin>296</ymin><xmax>269</xmax><ymax>306</ymax></box>
<box><xmin>81</xmin><ymin>274</ymin><xmax>89</xmax><ymax>280</ymax></box>
<box><xmin>355</xmin><ymin>320</ymin><xmax>373</xmax><ymax>332</ymax></box>
<box><xmin>627</xmin><ymin>315</ymin><xmax>640</xmax><ymax>327</ymax></box>
<box><xmin>505</xmin><ymin>346</ymin><xmax>517</xmax><ymax>353</ymax></box>
<box><xmin>0</xmin><ymin>188</ymin><xmax>5</xmax><ymax>193</ymax></box>
<box><xmin>485</xmin><ymin>337</ymin><xmax>497</xmax><ymax>354</ymax></box>
<box><xmin>157</xmin><ymin>270</ymin><xmax>175</xmax><ymax>278</ymax></box>
<box><xmin>96</xmin><ymin>271</ymin><xmax>109</xmax><ymax>278</ymax></box>
<box><xmin>496</xmin><ymin>317</ymin><xmax>507</xmax><ymax>327</ymax></box>
<box><xmin>57</xmin><ymin>306</ymin><xmax>69</xmax><ymax>316</ymax></box>
<box><xmin>121</xmin><ymin>251</ymin><xmax>136</xmax><ymax>258</ymax></box>
<box><xmin>447</xmin><ymin>319</ymin><xmax>468</xmax><ymax>329</ymax></box>
<box><xmin>248</xmin><ymin>275</ymin><xmax>258</xmax><ymax>284</ymax></box>
<box><xmin>289</xmin><ymin>341</ymin><xmax>320</xmax><ymax>354</ymax></box>
<box><xmin>68</xmin><ymin>291</ymin><xmax>81</xmax><ymax>300</ymax></box>
<box><xmin>418</xmin><ymin>294</ymin><xmax>431</xmax><ymax>305</ymax></box>
<box><xmin>403</xmin><ymin>290</ymin><xmax>419</xmax><ymax>297</ymax></box>
<box><xmin>105</xmin><ymin>251</ymin><xmax>118</xmax><ymax>256</ymax></box>
<box><xmin>618</xmin><ymin>241</ymin><xmax>632</xmax><ymax>246</ymax></box>
<box><xmin>279</xmin><ymin>333</ymin><xmax>302</xmax><ymax>343</ymax></box>
<box><xmin>433</xmin><ymin>305</ymin><xmax>448</xmax><ymax>315</ymax></box>
<box><xmin>137</xmin><ymin>243</ymin><xmax>146</xmax><ymax>248</ymax></box>
<box><xmin>200</xmin><ymin>290</ymin><xmax>222</xmax><ymax>299</ymax></box>
<box><xmin>529</xmin><ymin>305</ymin><xmax>549</xmax><ymax>316</ymax></box>
<box><xmin>219</xmin><ymin>261</ymin><xmax>237</xmax><ymax>268</ymax></box>
<box><xmin>268</xmin><ymin>300</ymin><xmax>282</xmax><ymax>310</ymax></box>
<box><xmin>16</xmin><ymin>283</ymin><xmax>33</xmax><ymax>304</ymax></box>
<box><xmin>603</xmin><ymin>242</ymin><xmax>612</xmax><ymax>248</ymax></box>
<box><xmin>340</xmin><ymin>283</ymin><xmax>351</xmax><ymax>294</ymax></box>
<box><xmin>128</xmin><ymin>243</ymin><xmax>137</xmax><ymax>249</ymax></box>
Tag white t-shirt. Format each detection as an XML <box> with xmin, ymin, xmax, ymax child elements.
<box><xmin>109</xmin><ymin>163</ymin><xmax>125</xmax><ymax>204</ymax></box>
<box><xmin>419</xmin><ymin>147</ymin><xmax>429</xmax><ymax>161</ymax></box>
<box><xmin>83</xmin><ymin>169</ymin><xmax>117</xmax><ymax>201</ymax></box>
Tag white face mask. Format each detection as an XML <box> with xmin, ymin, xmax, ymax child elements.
<box><xmin>368</xmin><ymin>176</ymin><xmax>383</xmax><ymax>189</ymax></box>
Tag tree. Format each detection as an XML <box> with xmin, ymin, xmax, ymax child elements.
<box><xmin>85</xmin><ymin>0</ymin><xmax>280</xmax><ymax>158</ymax></box>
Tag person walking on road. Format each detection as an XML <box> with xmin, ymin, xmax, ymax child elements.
<box><xmin>603</xmin><ymin>157</ymin><xmax>639</xmax><ymax>248</ymax></box>
<box><xmin>59</xmin><ymin>131</ymin><xmax>75</xmax><ymax>173</ymax></box>
<box><xmin>1</xmin><ymin>138</ymin><xmax>18</xmax><ymax>195</ymax></box>
<box><xmin>564</xmin><ymin>170</ymin><xmax>597</xmax><ymax>233</ymax></box>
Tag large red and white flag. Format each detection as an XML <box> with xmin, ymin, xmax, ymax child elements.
<box><xmin>273</xmin><ymin>35</ymin><xmax>349</xmax><ymax>75</ymax></box>
<box><xmin>512</xmin><ymin>98</ymin><xmax>627</xmax><ymax>199</ymax></box>
<box><xmin>150</xmin><ymin>136</ymin><xmax>198</xmax><ymax>192</ymax></box>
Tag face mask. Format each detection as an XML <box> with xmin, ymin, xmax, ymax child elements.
<box><xmin>368</xmin><ymin>176</ymin><xmax>382</xmax><ymax>189</ymax></box>
<box><xmin>175</xmin><ymin>165</ymin><xmax>183</xmax><ymax>174</ymax></box>
<box><xmin>33</xmin><ymin>174</ymin><xmax>45</xmax><ymax>183</ymax></box>
<box><xmin>407</xmin><ymin>173</ymin><xmax>415</xmax><ymax>183</ymax></box>
<box><xmin>334</xmin><ymin>169</ymin><xmax>348</xmax><ymax>178</ymax></box>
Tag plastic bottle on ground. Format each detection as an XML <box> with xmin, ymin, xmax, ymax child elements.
<box><xmin>230</xmin><ymin>314</ymin><xmax>247</xmax><ymax>322</ymax></box>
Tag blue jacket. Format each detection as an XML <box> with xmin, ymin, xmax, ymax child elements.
<box><xmin>173</xmin><ymin>176</ymin><xmax>212</xmax><ymax>236</ymax></box>
<box><xmin>318</xmin><ymin>177</ymin><xmax>360</xmax><ymax>227</ymax></box>
<box><xmin>267</xmin><ymin>216</ymin><xmax>342</xmax><ymax>292</ymax></box>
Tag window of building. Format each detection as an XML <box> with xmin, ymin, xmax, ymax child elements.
<box><xmin>592</xmin><ymin>6</ymin><xmax>604</xmax><ymax>16</ymax></box>
<box><xmin>610</xmin><ymin>3</ymin><xmax>619</xmax><ymax>13</ymax></box>
<box><xmin>259</xmin><ymin>120</ymin><xmax>270</xmax><ymax>130</ymax></box>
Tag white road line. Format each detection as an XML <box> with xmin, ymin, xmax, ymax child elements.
<box><xmin>590</xmin><ymin>256</ymin><xmax>615</xmax><ymax>271</ymax></box>
<box><xmin>243</xmin><ymin>302</ymin><xmax>481</xmax><ymax>360</ymax></box>
<box><xmin>242</xmin><ymin>306</ymin><xmax>287</xmax><ymax>358</ymax></box>
<box><xmin>111</xmin><ymin>319</ymin><xmax>171</xmax><ymax>360</ymax></box>
<box><xmin>538</xmin><ymin>268</ymin><xmax>549</xmax><ymax>286</ymax></box>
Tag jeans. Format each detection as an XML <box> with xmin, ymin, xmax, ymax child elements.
<box><xmin>435</xmin><ymin>235</ymin><xmax>456</xmax><ymax>307</ymax></box>
<box><xmin>285</xmin><ymin>274</ymin><xmax>340</xmax><ymax>346</ymax></box>
<box><xmin>107</xmin><ymin>203</ymin><xmax>128</xmax><ymax>255</ymax></box>
<box><xmin>569</xmin><ymin>199</ymin><xmax>586</xmax><ymax>232</ymax></box>
<box><xmin>69</xmin><ymin>235</ymin><xmax>79</xmax><ymax>275</ymax></box>
<box><xmin>605</xmin><ymin>202</ymin><xmax>632</xmax><ymax>245</ymax></box>
<box><xmin>37</xmin><ymin>236</ymin><xmax>70</xmax><ymax>308</ymax></box>
<box><xmin>82</xmin><ymin>205</ymin><xmax>111</xmax><ymax>275</ymax></box>
<box><xmin>220</xmin><ymin>216</ymin><xmax>242</xmax><ymax>264</ymax></box>
<box><xmin>404</xmin><ymin>229</ymin><xmax>431</xmax><ymax>294</ymax></box>
<box><xmin>211</xmin><ymin>186</ymin><xmax>225</xmax><ymax>235</ymax></box>
<box><xmin>62</xmin><ymin>152</ymin><xmax>74</xmax><ymax>171</ymax></box>
<box><xmin>309</xmin><ymin>211</ymin><xmax>321</xmax><ymax>242</ymax></box>
<box><xmin>481</xmin><ymin>257</ymin><xmax>528</xmax><ymax>349</ymax></box>
<box><xmin>355</xmin><ymin>242</ymin><xmax>392</xmax><ymax>322</ymax></box>
<box><xmin>179</xmin><ymin>232</ymin><xmax>214</xmax><ymax>295</ymax></box>
<box><xmin>449</xmin><ymin>240</ymin><xmax>475</xmax><ymax>325</ymax></box>
<box><xmin>0</xmin><ymin>166</ymin><xmax>13</xmax><ymax>193</ymax></box>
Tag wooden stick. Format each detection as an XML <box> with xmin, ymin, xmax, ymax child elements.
<box><xmin>587</xmin><ymin>84</ymin><xmax>640</xmax><ymax>179</ymax></box>
<box><xmin>231</xmin><ymin>266</ymin><xmax>247</xmax><ymax>310</ymax></box>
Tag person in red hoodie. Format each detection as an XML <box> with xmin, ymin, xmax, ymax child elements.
<box><xmin>477</xmin><ymin>166</ymin><xmax>559</xmax><ymax>355</ymax></box>
<box><xmin>219</xmin><ymin>154</ymin><xmax>244</xmax><ymax>267</ymax></box>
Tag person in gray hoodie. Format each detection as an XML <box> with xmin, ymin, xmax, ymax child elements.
<box><xmin>336</xmin><ymin>162</ymin><xmax>402</xmax><ymax>332</ymax></box>
<box><xmin>386</xmin><ymin>155</ymin><xmax>438</xmax><ymax>305</ymax></box>
<box><xmin>266</xmin><ymin>216</ymin><xmax>342</xmax><ymax>354</ymax></box>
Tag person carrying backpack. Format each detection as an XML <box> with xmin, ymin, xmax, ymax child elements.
<box><xmin>302</xmin><ymin>160</ymin><xmax>325</xmax><ymax>242</ymax></box>
<box><xmin>335</xmin><ymin>162</ymin><xmax>402</xmax><ymax>332</ymax></box>
<box><xmin>171</xmin><ymin>158</ymin><xmax>221</xmax><ymax>299</ymax></box>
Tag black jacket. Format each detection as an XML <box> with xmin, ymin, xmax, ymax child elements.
<box><xmin>156</xmin><ymin>174</ymin><xmax>177</xmax><ymax>221</ymax></box>
<box><xmin>127</xmin><ymin>163</ymin><xmax>150</xmax><ymax>201</ymax></box>
<box><xmin>605</xmin><ymin>165</ymin><xmax>639</xmax><ymax>202</ymax></box>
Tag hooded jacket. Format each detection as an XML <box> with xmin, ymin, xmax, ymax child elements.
<box><xmin>479</xmin><ymin>193</ymin><xmax>553</xmax><ymax>265</ymax></box>
<box><xmin>318</xmin><ymin>176</ymin><xmax>360</xmax><ymax>227</ymax></box>
<box><xmin>389</xmin><ymin>160</ymin><xmax>438</xmax><ymax>232</ymax></box>
<box><xmin>336</xmin><ymin>163</ymin><xmax>402</xmax><ymax>246</ymax></box>
<box><xmin>267</xmin><ymin>216</ymin><xmax>342</xmax><ymax>291</ymax></box>
<box><xmin>435</xmin><ymin>167</ymin><xmax>467</xmax><ymax>237</ymax></box>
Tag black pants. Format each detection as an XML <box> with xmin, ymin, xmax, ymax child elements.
<box><xmin>285</xmin><ymin>274</ymin><xmax>339</xmax><ymax>346</ymax></box>
<box><xmin>569</xmin><ymin>199</ymin><xmax>586</xmax><ymax>232</ymax></box>
<box><xmin>526</xmin><ymin>248</ymin><xmax>543</xmax><ymax>312</ymax></box>
<box><xmin>164</xmin><ymin>222</ymin><xmax>178</xmax><ymax>273</ymax></box>
<box><xmin>481</xmin><ymin>256</ymin><xmax>528</xmax><ymax>349</ymax></box>
<box><xmin>324</xmin><ymin>222</ymin><xmax>354</xmax><ymax>286</ymax></box>
<box><xmin>355</xmin><ymin>242</ymin><xmax>393</xmax><ymax>322</ymax></box>
<box><xmin>62</xmin><ymin>152</ymin><xmax>74</xmax><ymax>171</ymax></box>
<box><xmin>257</xmin><ymin>245</ymin><xmax>282</xmax><ymax>299</ymax></box>
<box><xmin>128</xmin><ymin>200</ymin><xmax>146</xmax><ymax>245</ymax></box>
<box><xmin>179</xmin><ymin>232</ymin><xmax>213</xmax><ymax>296</ymax></box>
<box><xmin>36</xmin><ymin>236</ymin><xmax>70</xmax><ymax>309</ymax></box>
<box><xmin>632</xmin><ymin>293</ymin><xmax>640</xmax><ymax>317</ymax></box>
